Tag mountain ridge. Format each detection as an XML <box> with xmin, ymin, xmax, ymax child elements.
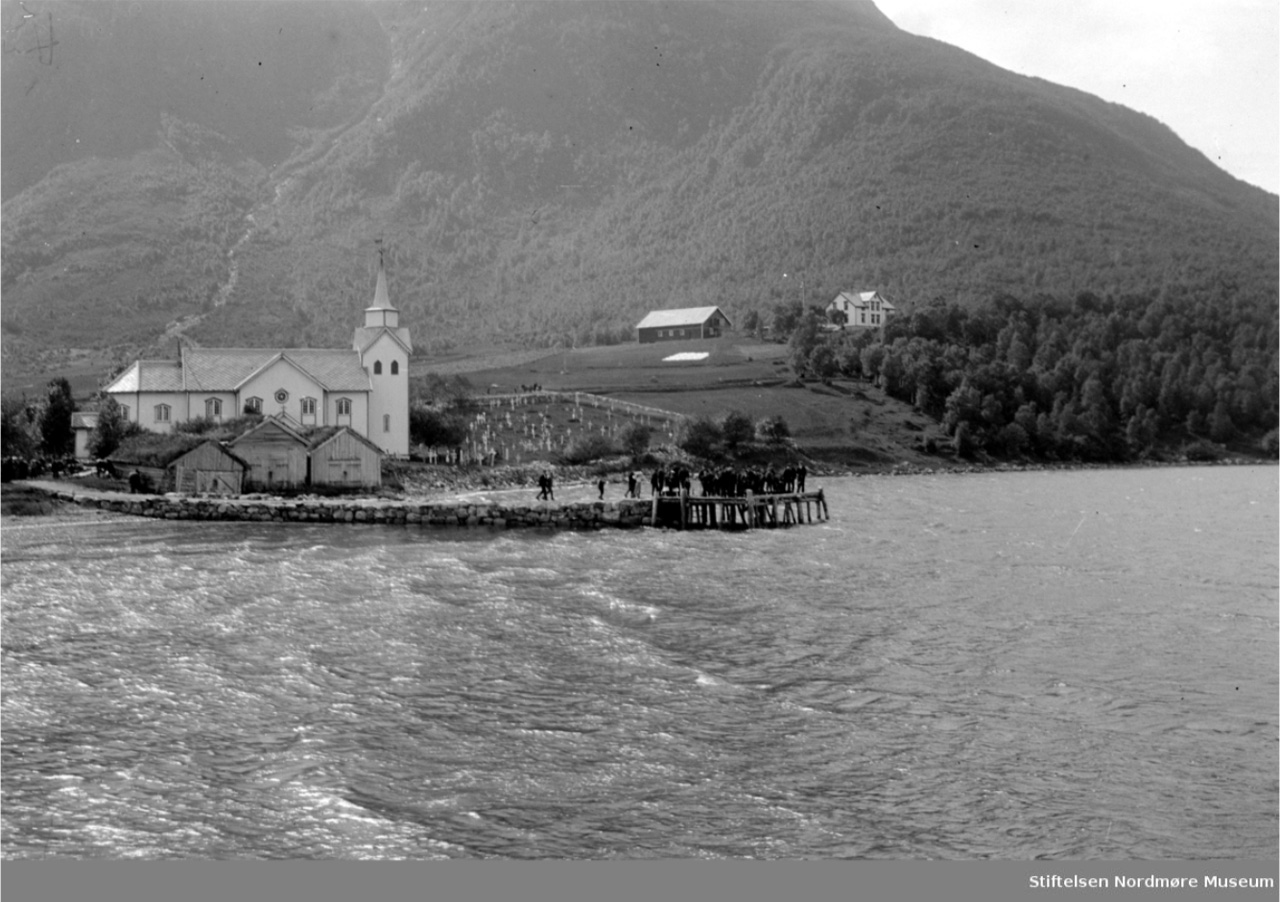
<box><xmin>2</xmin><ymin>0</ymin><xmax>1275</xmax><ymax>391</ymax></box>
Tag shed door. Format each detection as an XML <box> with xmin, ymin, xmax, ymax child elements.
<box><xmin>329</xmin><ymin>459</ymin><xmax>361</xmax><ymax>484</ymax></box>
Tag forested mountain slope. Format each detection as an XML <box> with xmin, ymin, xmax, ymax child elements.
<box><xmin>2</xmin><ymin>0</ymin><xmax>1275</xmax><ymax>386</ymax></box>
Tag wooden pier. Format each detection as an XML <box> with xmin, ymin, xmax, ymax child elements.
<box><xmin>649</xmin><ymin>490</ymin><xmax>828</xmax><ymax>530</ymax></box>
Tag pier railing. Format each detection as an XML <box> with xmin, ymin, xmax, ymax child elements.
<box><xmin>650</xmin><ymin>490</ymin><xmax>828</xmax><ymax>530</ymax></box>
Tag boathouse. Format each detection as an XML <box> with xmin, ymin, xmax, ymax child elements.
<box><xmin>307</xmin><ymin>426</ymin><xmax>383</xmax><ymax>489</ymax></box>
<box><xmin>110</xmin><ymin>435</ymin><xmax>248</xmax><ymax>494</ymax></box>
<box><xmin>230</xmin><ymin>416</ymin><xmax>311</xmax><ymax>491</ymax></box>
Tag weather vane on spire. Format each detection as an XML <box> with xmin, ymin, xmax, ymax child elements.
<box><xmin>374</xmin><ymin>237</ymin><xmax>384</xmax><ymax>268</ymax></box>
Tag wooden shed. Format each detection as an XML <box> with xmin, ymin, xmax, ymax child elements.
<box><xmin>308</xmin><ymin>426</ymin><xmax>383</xmax><ymax>489</ymax></box>
<box><xmin>230</xmin><ymin>417</ymin><xmax>310</xmax><ymax>491</ymax></box>
<box><xmin>111</xmin><ymin>436</ymin><xmax>247</xmax><ymax>494</ymax></box>
<box><xmin>170</xmin><ymin>441</ymin><xmax>248</xmax><ymax>494</ymax></box>
<box><xmin>72</xmin><ymin>412</ymin><xmax>99</xmax><ymax>460</ymax></box>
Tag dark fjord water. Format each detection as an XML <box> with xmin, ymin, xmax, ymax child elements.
<box><xmin>3</xmin><ymin>467</ymin><xmax>1275</xmax><ymax>860</ymax></box>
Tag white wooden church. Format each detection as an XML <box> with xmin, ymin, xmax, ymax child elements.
<box><xmin>104</xmin><ymin>253</ymin><xmax>412</xmax><ymax>457</ymax></box>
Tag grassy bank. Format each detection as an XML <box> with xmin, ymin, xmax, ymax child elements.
<box><xmin>414</xmin><ymin>337</ymin><xmax>1274</xmax><ymax>472</ymax></box>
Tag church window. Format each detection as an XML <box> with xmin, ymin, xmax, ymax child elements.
<box><xmin>336</xmin><ymin>398</ymin><xmax>352</xmax><ymax>416</ymax></box>
<box><xmin>300</xmin><ymin>397</ymin><xmax>316</xmax><ymax>416</ymax></box>
<box><xmin>154</xmin><ymin>404</ymin><xmax>170</xmax><ymax>423</ymax></box>
<box><xmin>205</xmin><ymin>398</ymin><xmax>222</xmax><ymax>418</ymax></box>
<box><xmin>244</xmin><ymin>397</ymin><xmax>263</xmax><ymax>414</ymax></box>
<box><xmin>383</xmin><ymin>414</ymin><xmax>391</xmax><ymax>433</ymax></box>
<box><xmin>120</xmin><ymin>405</ymin><xmax>131</xmax><ymax>421</ymax></box>
<box><xmin>390</xmin><ymin>360</ymin><xmax>399</xmax><ymax>375</ymax></box>
<box><xmin>373</xmin><ymin>361</ymin><xmax>383</xmax><ymax>375</ymax></box>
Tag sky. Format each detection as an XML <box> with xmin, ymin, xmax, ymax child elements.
<box><xmin>873</xmin><ymin>0</ymin><xmax>1280</xmax><ymax>195</ymax></box>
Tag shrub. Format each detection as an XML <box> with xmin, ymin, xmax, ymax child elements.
<box><xmin>88</xmin><ymin>397</ymin><xmax>144</xmax><ymax>459</ymax></box>
<box><xmin>807</xmin><ymin>343</ymin><xmax>840</xmax><ymax>379</ymax></box>
<box><xmin>1183</xmin><ymin>439</ymin><xmax>1225</xmax><ymax>462</ymax></box>
<box><xmin>1</xmin><ymin>395</ymin><xmax>36</xmax><ymax>459</ymax></box>
<box><xmin>175</xmin><ymin>414</ymin><xmax>262</xmax><ymax>438</ymax></box>
<box><xmin>678</xmin><ymin>416</ymin><xmax>722</xmax><ymax>458</ymax></box>
<box><xmin>995</xmin><ymin>421</ymin><xmax>1029</xmax><ymax>457</ymax></box>
<box><xmin>757</xmin><ymin>415</ymin><xmax>791</xmax><ymax>444</ymax></box>
<box><xmin>1260</xmin><ymin>428</ymin><xmax>1279</xmax><ymax>459</ymax></box>
<box><xmin>410</xmin><ymin>407</ymin><xmax>467</xmax><ymax>447</ymax></box>
<box><xmin>618</xmin><ymin>421</ymin><xmax>653</xmax><ymax>459</ymax></box>
<box><xmin>558</xmin><ymin>433</ymin><xmax>617</xmax><ymax>465</ymax></box>
<box><xmin>40</xmin><ymin>377</ymin><xmax>75</xmax><ymax>458</ymax></box>
<box><xmin>720</xmin><ymin>410</ymin><xmax>754</xmax><ymax>451</ymax></box>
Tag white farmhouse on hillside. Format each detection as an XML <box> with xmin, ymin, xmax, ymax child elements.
<box><xmin>826</xmin><ymin>290</ymin><xmax>895</xmax><ymax>329</ymax></box>
<box><xmin>103</xmin><ymin>252</ymin><xmax>412</xmax><ymax>457</ymax></box>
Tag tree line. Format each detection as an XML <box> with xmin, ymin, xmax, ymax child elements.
<box><xmin>775</xmin><ymin>286</ymin><xmax>1279</xmax><ymax>461</ymax></box>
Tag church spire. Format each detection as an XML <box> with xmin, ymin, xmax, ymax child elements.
<box><xmin>364</xmin><ymin>240</ymin><xmax>399</xmax><ymax>328</ymax></box>
<box><xmin>370</xmin><ymin>238</ymin><xmax>392</xmax><ymax>310</ymax></box>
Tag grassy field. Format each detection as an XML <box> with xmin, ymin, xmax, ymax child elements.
<box><xmin>418</xmin><ymin>337</ymin><xmax>953</xmax><ymax>470</ymax></box>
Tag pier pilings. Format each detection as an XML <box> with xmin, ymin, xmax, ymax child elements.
<box><xmin>19</xmin><ymin>483</ymin><xmax>827</xmax><ymax>532</ymax></box>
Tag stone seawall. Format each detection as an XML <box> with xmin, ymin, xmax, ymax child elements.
<box><xmin>34</xmin><ymin>486</ymin><xmax>654</xmax><ymax>530</ymax></box>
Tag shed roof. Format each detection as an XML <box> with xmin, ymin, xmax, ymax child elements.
<box><xmin>229</xmin><ymin>416</ymin><xmax>309</xmax><ymax>448</ymax></box>
<box><xmin>635</xmin><ymin>306</ymin><xmax>730</xmax><ymax>330</ymax></box>
<box><xmin>110</xmin><ymin>435</ymin><xmax>246</xmax><ymax>469</ymax></box>
<box><xmin>307</xmin><ymin>425</ymin><xmax>384</xmax><ymax>456</ymax></box>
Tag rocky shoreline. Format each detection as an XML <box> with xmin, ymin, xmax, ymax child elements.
<box><xmin>6</xmin><ymin>455</ymin><xmax>1267</xmax><ymax>527</ymax></box>
<box><xmin>14</xmin><ymin>481</ymin><xmax>656</xmax><ymax>530</ymax></box>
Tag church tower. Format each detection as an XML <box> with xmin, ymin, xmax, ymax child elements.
<box><xmin>353</xmin><ymin>243</ymin><xmax>412</xmax><ymax>456</ymax></box>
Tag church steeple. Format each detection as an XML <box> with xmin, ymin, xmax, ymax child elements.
<box><xmin>353</xmin><ymin>239</ymin><xmax>412</xmax><ymax>458</ymax></box>
<box><xmin>364</xmin><ymin>240</ymin><xmax>399</xmax><ymax>328</ymax></box>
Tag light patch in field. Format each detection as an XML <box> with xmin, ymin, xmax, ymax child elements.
<box><xmin>663</xmin><ymin>352</ymin><xmax>709</xmax><ymax>362</ymax></box>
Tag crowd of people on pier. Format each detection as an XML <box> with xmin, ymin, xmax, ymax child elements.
<box><xmin>620</xmin><ymin>463</ymin><xmax>807</xmax><ymax>498</ymax></box>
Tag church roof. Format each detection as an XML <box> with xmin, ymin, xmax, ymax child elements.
<box><xmin>106</xmin><ymin>349</ymin><xmax>372</xmax><ymax>394</ymax></box>
<box><xmin>103</xmin><ymin>360</ymin><xmax>184</xmax><ymax>393</ymax></box>
<box><xmin>353</xmin><ymin>326</ymin><xmax>413</xmax><ymax>356</ymax></box>
<box><xmin>183</xmin><ymin>348</ymin><xmax>372</xmax><ymax>392</ymax></box>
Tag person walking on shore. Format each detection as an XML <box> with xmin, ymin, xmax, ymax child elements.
<box><xmin>597</xmin><ymin>476</ymin><xmax>606</xmax><ymax>500</ymax></box>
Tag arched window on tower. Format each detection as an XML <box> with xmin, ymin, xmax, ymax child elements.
<box><xmin>391</xmin><ymin>360</ymin><xmax>399</xmax><ymax>375</ymax></box>
<box><xmin>383</xmin><ymin>414</ymin><xmax>391</xmax><ymax>433</ymax></box>
<box><xmin>373</xmin><ymin>361</ymin><xmax>383</xmax><ymax>375</ymax></box>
